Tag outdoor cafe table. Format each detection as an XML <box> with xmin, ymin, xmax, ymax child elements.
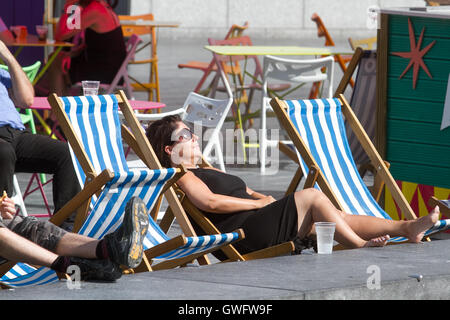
<box><xmin>204</xmin><ymin>45</ymin><xmax>355</xmax><ymax>159</ymax></box>
<box><xmin>9</xmin><ymin>34</ymin><xmax>74</xmax><ymax>85</ymax></box>
<box><xmin>204</xmin><ymin>44</ymin><xmax>354</xmax><ymax>101</ymax></box>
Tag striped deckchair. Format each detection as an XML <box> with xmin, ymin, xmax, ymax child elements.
<box><xmin>49</xmin><ymin>91</ymin><xmax>243</xmax><ymax>268</ymax></box>
<box><xmin>118</xmin><ymin>94</ymin><xmax>296</xmax><ymax>262</ymax></box>
<box><xmin>0</xmin><ymin>167</ymin><xmax>242</xmax><ymax>287</ymax></box>
<box><xmin>0</xmin><ymin>92</ymin><xmax>243</xmax><ymax>288</ymax></box>
<box><xmin>271</xmin><ymin>95</ymin><xmax>450</xmax><ymax>244</ymax></box>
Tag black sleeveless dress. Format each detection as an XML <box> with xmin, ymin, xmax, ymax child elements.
<box><xmin>189</xmin><ymin>168</ymin><xmax>301</xmax><ymax>260</ymax></box>
<box><xmin>69</xmin><ymin>26</ymin><xmax>126</xmax><ymax>84</ymax></box>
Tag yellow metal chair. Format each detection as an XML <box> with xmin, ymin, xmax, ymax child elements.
<box><xmin>348</xmin><ymin>36</ymin><xmax>377</xmax><ymax>51</ymax></box>
<box><xmin>119</xmin><ymin>14</ymin><xmax>160</xmax><ymax>102</ymax></box>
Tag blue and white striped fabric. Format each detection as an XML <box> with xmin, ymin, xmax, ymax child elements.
<box><xmin>286</xmin><ymin>98</ymin><xmax>450</xmax><ymax>243</ymax></box>
<box><xmin>0</xmin><ymin>94</ymin><xmax>239</xmax><ymax>288</ymax></box>
<box><xmin>61</xmin><ymin>94</ymin><xmax>129</xmax><ymax>188</ymax></box>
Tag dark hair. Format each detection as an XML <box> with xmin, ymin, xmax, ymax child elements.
<box><xmin>146</xmin><ymin>115</ymin><xmax>182</xmax><ymax>168</ymax></box>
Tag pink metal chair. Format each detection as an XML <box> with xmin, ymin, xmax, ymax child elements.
<box><xmin>101</xmin><ymin>34</ymin><xmax>143</xmax><ymax>99</ymax></box>
<box><xmin>178</xmin><ymin>22</ymin><xmax>249</xmax><ymax>95</ymax></box>
<box><xmin>71</xmin><ymin>34</ymin><xmax>143</xmax><ymax>99</ymax></box>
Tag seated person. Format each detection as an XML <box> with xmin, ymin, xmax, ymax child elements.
<box><xmin>146</xmin><ymin>115</ymin><xmax>440</xmax><ymax>260</ymax></box>
<box><xmin>0</xmin><ymin>194</ymin><xmax>149</xmax><ymax>282</ymax></box>
<box><xmin>0</xmin><ymin>39</ymin><xmax>80</xmax><ymax>228</ymax></box>
<box><xmin>37</xmin><ymin>0</ymin><xmax>126</xmax><ymax>96</ymax></box>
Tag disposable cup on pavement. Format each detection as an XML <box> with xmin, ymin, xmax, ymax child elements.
<box><xmin>82</xmin><ymin>80</ymin><xmax>100</xmax><ymax>96</ymax></box>
<box><xmin>314</xmin><ymin>222</ymin><xmax>336</xmax><ymax>254</ymax></box>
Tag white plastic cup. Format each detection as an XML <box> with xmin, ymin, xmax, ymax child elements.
<box><xmin>82</xmin><ymin>80</ymin><xmax>100</xmax><ymax>96</ymax></box>
<box><xmin>314</xmin><ymin>222</ymin><xmax>336</xmax><ymax>254</ymax></box>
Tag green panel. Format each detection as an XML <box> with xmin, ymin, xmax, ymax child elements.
<box><xmin>385</xmin><ymin>13</ymin><xmax>450</xmax><ymax>189</ymax></box>
<box><xmin>388</xmin><ymin>35</ymin><xmax>450</xmax><ymax>61</ymax></box>
<box><xmin>387</xmin><ymin>76</ymin><xmax>446</xmax><ymax>103</ymax></box>
<box><xmin>389</xmin><ymin>15</ymin><xmax>450</xmax><ymax>39</ymax></box>
<box><xmin>387</xmin><ymin>140</ymin><xmax>450</xmax><ymax>168</ymax></box>
<box><xmin>387</xmin><ymin>160</ymin><xmax>450</xmax><ymax>190</ymax></box>
<box><xmin>388</xmin><ymin>56</ymin><xmax>450</xmax><ymax>82</ymax></box>
<box><xmin>387</xmin><ymin>119</ymin><xmax>450</xmax><ymax>146</ymax></box>
<box><xmin>386</xmin><ymin>98</ymin><xmax>444</xmax><ymax>124</ymax></box>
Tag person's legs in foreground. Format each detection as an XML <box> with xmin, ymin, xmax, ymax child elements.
<box><xmin>0</xmin><ymin>197</ymin><xmax>149</xmax><ymax>282</ymax></box>
<box><xmin>294</xmin><ymin>188</ymin><xmax>440</xmax><ymax>248</ymax></box>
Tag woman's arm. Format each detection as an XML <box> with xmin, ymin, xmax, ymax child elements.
<box><xmin>246</xmin><ymin>187</ymin><xmax>272</xmax><ymax>200</ymax></box>
<box><xmin>177</xmin><ymin>171</ymin><xmax>275</xmax><ymax>214</ymax></box>
<box><xmin>207</xmin><ymin>167</ymin><xmax>271</xmax><ymax>201</ymax></box>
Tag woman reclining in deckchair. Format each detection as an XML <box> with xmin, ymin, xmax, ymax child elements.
<box><xmin>146</xmin><ymin>115</ymin><xmax>440</xmax><ymax>256</ymax></box>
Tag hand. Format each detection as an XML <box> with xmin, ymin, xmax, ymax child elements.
<box><xmin>257</xmin><ymin>195</ymin><xmax>276</xmax><ymax>208</ymax></box>
<box><xmin>1</xmin><ymin>197</ymin><xmax>16</xmax><ymax>220</ymax></box>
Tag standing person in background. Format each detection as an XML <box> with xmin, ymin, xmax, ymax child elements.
<box><xmin>36</xmin><ymin>0</ymin><xmax>126</xmax><ymax>96</ymax></box>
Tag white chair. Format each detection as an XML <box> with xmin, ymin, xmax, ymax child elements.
<box><xmin>12</xmin><ymin>175</ymin><xmax>27</xmax><ymax>217</ymax></box>
<box><xmin>124</xmin><ymin>92</ymin><xmax>233</xmax><ymax>172</ymax></box>
<box><xmin>259</xmin><ymin>55</ymin><xmax>334</xmax><ymax>174</ymax></box>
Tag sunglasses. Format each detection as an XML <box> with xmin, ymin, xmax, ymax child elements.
<box><xmin>171</xmin><ymin>128</ymin><xmax>194</xmax><ymax>145</ymax></box>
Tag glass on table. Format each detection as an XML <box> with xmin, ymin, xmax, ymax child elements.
<box><xmin>36</xmin><ymin>25</ymin><xmax>48</xmax><ymax>41</ymax></box>
<box><xmin>82</xmin><ymin>80</ymin><xmax>100</xmax><ymax>96</ymax></box>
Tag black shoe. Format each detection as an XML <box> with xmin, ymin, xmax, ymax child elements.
<box><xmin>66</xmin><ymin>257</ymin><xmax>122</xmax><ymax>282</ymax></box>
<box><xmin>103</xmin><ymin>197</ymin><xmax>149</xmax><ymax>269</ymax></box>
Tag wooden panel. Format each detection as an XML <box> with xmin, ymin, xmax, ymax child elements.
<box><xmin>389</xmin><ymin>15</ymin><xmax>450</xmax><ymax>39</ymax></box>
<box><xmin>387</xmin><ymin>140</ymin><xmax>450</xmax><ymax>168</ymax></box>
<box><xmin>389</xmin><ymin>36</ymin><xmax>450</xmax><ymax>61</ymax></box>
<box><xmin>376</xmin><ymin>13</ymin><xmax>389</xmax><ymax>158</ymax></box>
<box><xmin>387</xmin><ymin>98</ymin><xmax>443</xmax><ymax>123</ymax></box>
<box><xmin>387</xmin><ymin>161</ymin><xmax>450</xmax><ymax>189</ymax></box>
<box><xmin>387</xmin><ymin>77</ymin><xmax>447</xmax><ymax>102</ymax></box>
<box><xmin>388</xmin><ymin>56</ymin><xmax>450</xmax><ymax>82</ymax></box>
<box><xmin>387</xmin><ymin>119</ymin><xmax>450</xmax><ymax>146</ymax></box>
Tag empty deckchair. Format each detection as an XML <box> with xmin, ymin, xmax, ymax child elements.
<box><xmin>0</xmin><ymin>166</ymin><xmax>242</xmax><ymax>287</ymax></box>
<box><xmin>271</xmin><ymin>96</ymin><xmax>450</xmax><ymax>243</ymax></box>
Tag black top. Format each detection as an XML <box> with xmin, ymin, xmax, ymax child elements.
<box><xmin>69</xmin><ymin>26</ymin><xmax>127</xmax><ymax>84</ymax></box>
<box><xmin>189</xmin><ymin>168</ymin><xmax>299</xmax><ymax>260</ymax></box>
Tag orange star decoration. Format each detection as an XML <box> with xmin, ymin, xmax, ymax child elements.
<box><xmin>391</xmin><ymin>18</ymin><xmax>436</xmax><ymax>89</ymax></box>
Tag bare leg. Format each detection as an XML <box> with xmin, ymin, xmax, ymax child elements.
<box><xmin>292</xmin><ymin>189</ymin><xmax>439</xmax><ymax>248</ymax></box>
<box><xmin>0</xmin><ymin>227</ymin><xmax>57</xmax><ymax>267</ymax></box>
<box><xmin>53</xmin><ymin>233</ymin><xmax>99</xmax><ymax>259</ymax></box>
<box><xmin>294</xmin><ymin>189</ymin><xmax>369</xmax><ymax>248</ymax></box>
<box><xmin>341</xmin><ymin>205</ymin><xmax>440</xmax><ymax>243</ymax></box>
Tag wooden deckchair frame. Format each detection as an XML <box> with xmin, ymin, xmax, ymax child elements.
<box><xmin>48</xmin><ymin>91</ymin><xmax>218</xmax><ymax>272</ymax></box>
<box><xmin>119</xmin><ymin>101</ymin><xmax>295</xmax><ymax>262</ymax></box>
<box><xmin>271</xmin><ymin>94</ymin><xmax>417</xmax><ymax>221</ymax></box>
<box><xmin>281</xmin><ymin>48</ymin><xmax>387</xmax><ymax>202</ymax></box>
